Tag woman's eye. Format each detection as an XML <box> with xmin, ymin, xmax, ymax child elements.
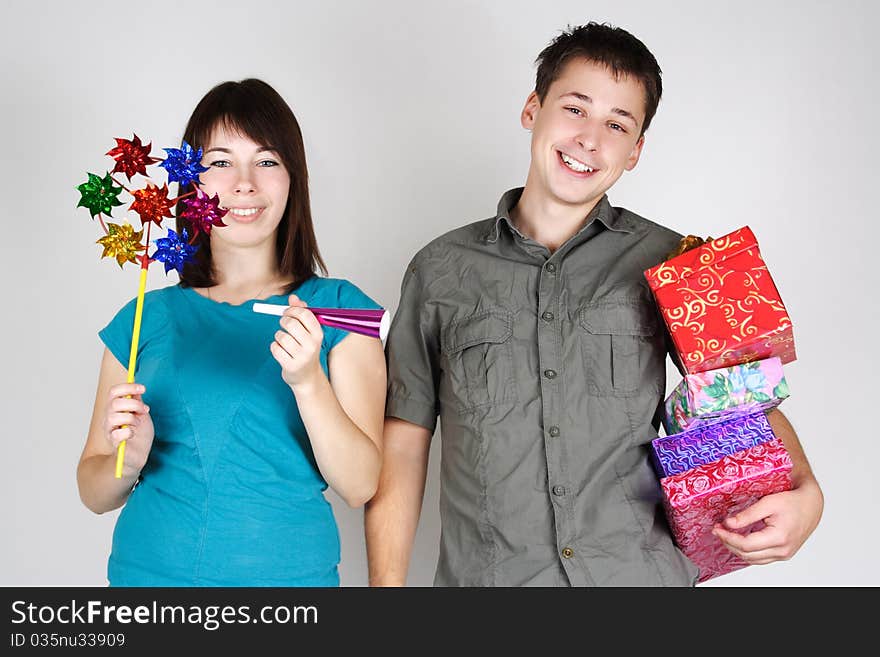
<box><xmin>209</xmin><ymin>160</ymin><xmax>230</xmax><ymax>168</ymax></box>
<box><xmin>257</xmin><ymin>159</ymin><xmax>279</xmax><ymax>167</ymax></box>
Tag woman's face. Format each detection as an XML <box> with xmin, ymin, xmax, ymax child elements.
<box><xmin>198</xmin><ymin>125</ymin><xmax>291</xmax><ymax>249</ymax></box>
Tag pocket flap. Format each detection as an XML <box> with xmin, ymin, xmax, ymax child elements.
<box><xmin>579</xmin><ymin>299</ymin><xmax>657</xmax><ymax>336</ymax></box>
<box><xmin>441</xmin><ymin>309</ymin><xmax>513</xmax><ymax>354</ymax></box>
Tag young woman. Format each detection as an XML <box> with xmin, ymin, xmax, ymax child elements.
<box><xmin>77</xmin><ymin>79</ymin><xmax>386</xmax><ymax>586</ymax></box>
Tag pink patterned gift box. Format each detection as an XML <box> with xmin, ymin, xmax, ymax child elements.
<box><xmin>663</xmin><ymin>357</ymin><xmax>790</xmax><ymax>435</ymax></box>
<box><xmin>661</xmin><ymin>438</ymin><xmax>793</xmax><ymax>582</ymax></box>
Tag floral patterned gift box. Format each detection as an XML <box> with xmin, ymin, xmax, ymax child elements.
<box><xmin>661</xmin><ymin>438</ymin><xmax>792</xmax><ymax>582</ymax></box>
<box><xmin>663</xmin><ymin>357</ymin><xmax>790</xmax><ymax>435</ymax></box>
<box><xmin>644</xmin><ymin>226</ymin><xmax>796</xmax><ymax>374</ymax></box>
<box><xmin>652</xmin><ymin>410</ymin><xmax>776</xmax><ymax>478</ymax></box>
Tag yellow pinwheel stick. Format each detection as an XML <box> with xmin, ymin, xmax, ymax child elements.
<box><xmin>115</xmin><ymin>265</ymin><xmax>149</xmax><ymax>478</ymax></box>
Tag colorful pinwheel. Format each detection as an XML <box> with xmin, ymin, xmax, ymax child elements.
<box><xmin>77</xmin><ymin>172</ymin><xmax>123</xmax><ymax>218</ymax></box>
<box><xmin>179</xmin><ymin>189</ymin><xmax>228</xmax><ymax>237</ymax></box>
<box><xmin>129</xmin><ymin>183</ymin><xmax>176</xmax><ymax>227</ymax></box>
<box><xmin>76</xmin><ymin>133</ymin><xmax>227</xmax><ymax>478</ymax></box>
<box><xmin>97</xmin><ymin>222</ymin><xmax>146</xmax><ymax>267</ymax></box>
<box><xmin>151</xmin><ymin>228</ymin><xmax>198</xmax><ymax>274</ymax></box>
<box><xmin>106</xmin><ymin>135</ymin><xmax>160</xmax><ymax>180</ymax></box>
<box><xmin>159</xmin><ymin>141</ymin><xmax>209</xmax><ymax>187</ymax></box>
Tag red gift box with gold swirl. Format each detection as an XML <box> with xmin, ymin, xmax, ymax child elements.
<box><xmin>661</xmin><ymin>437</ymin><xmax>792</xmax><ymax>582</ymax></box>
<box><xmin>644</xmin><ymin>226</ymin><xmax>796</xmax><ymax>374</ymax></box>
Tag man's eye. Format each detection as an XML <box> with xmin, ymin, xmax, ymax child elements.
<box><xmin>565</xmin><ymin>106</ymin><xmax>583</xmax><ymax>116</ymax></box>
<box><xmin>609</xmin><ymin>123</ymin><xmax>626</xmax><ymax>133</ymax></box>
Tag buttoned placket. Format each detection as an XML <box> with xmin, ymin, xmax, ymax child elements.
<box><xmin>477</xmin><ymin>195</ymin><xmax>636</xmax><ymax>586</ymax></box>
<box><xmin>535</xmin><ymin>254</ymin><xmax>582</xmax><ymax>584</ymax></box>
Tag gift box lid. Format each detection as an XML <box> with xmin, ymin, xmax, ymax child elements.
<box><xmin>644</xmin><ymin>226</ymin><xmax>759</xmax><ymax>289</ymax></box>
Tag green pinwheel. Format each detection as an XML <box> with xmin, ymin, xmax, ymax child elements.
<box><xmin>76</xmin><ymin>172</ymin><xmax>123</xmax><ymax>218</ymax></box>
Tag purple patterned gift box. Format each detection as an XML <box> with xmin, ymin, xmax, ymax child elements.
<box><xmin>662</xmin><ymin>357</ymin><xmax>790</xmax><ymax>435</ymax></box>
<box><xmin>651</xmin><ymin>411</ymin><xmax>776</xmax><ymax>478</ymax></box>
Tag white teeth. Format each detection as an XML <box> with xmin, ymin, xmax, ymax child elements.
<box><xmin>229</xmin><ymin>208</ymin><xmax>259</xmax><ymax>216</ymax></box>
<box><xmin>560</xmin><ymin>153</ymin><xmax>594</xmax><ymax>173</ymax></box>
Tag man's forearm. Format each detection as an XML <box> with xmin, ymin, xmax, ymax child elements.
<box><xmin>365</xmin><ymin>418</ymin><xmax>432</xmax><ymax>586</ymax></box>
<box><xmin>767</xmin><ymin>408</ymin><xmax>819</xmax><ymax>489</ymax></box>
<box><xmin>365</xmin><ymin>491</ymin><xmax>423</xmax><ymax>586</ymax></box>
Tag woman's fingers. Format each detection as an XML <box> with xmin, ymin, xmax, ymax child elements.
<box><xmin>287</xmin><ymin>294</ymin><xmax>307</xmax><ymax>308</ymax></box>
<box><xmin>270</xmin><ymin>339</ymin><xmax>293</xmax><ymax>367</ymax></box>
<box><xmin>106</xmin><ymin>411</ymin><xmax>138</xmax><ymax>427</ymax></box>
<box><xmin>274</xmin><ymin>329</ymin><xmax>302</xmax><ymax>358</ymax></box>
<box><xmin>110</xmin><ymin>426</ymin><xmax>136</xmax><ymax>447</ymax></box>
<box><xmin>281</xmin><ymin>316</ymin><xmax>312</xmax><ymax>346</ymax></box>
<box><xmin>108</xmin><ymin>396</ymin><xmax>149</xmax><ymax>415</ymax></box>
<box><xmin>285</xmin><ymin>305</ymin><xmax>322</xmax><ymax>334</ymax></box>
<box><xmin>104</xmin><ymin>386</ymin><xmax>150</xmax><ymax>443</ymax></box>
<box><xmin>108</xmin><ymin>383</ymin><xmax>145</xmax><ymax>401</ymax></box>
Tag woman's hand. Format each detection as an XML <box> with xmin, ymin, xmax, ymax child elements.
<box><xmin>270</xmin><ymin>294</ymin><xmax>326</xmax><ymax>391</ymax></box>
<box><xmin>104</xmin><ymin>382</ymin><xmax>154</xmax><ymax>478</ymax></box>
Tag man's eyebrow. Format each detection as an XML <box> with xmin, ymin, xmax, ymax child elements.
<box><xmin>560</xmin><ymin>91</ymin><xmax>594</xmax><ymax>104</ymax></box>
<box><xmin>610</xmin><ymin>107</ymin><xmax>638</xmax><ymax>126</ymax></box>
<box><xmin>559</xmin><ymin>92</ymin><xmax>639</xmax><ymax>126</ymax></box>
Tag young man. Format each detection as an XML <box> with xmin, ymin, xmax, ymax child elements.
<box><xmin>365</xmin><ymin>22</ymin><xmax>823</xmax><ymax>586</ymax></box>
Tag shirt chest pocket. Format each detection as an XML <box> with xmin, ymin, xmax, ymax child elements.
<box><xmin>440</xmin><ymin>308</ymin><xmax>517</xmax><ymax>413</ymax></box>
<box><xmin>579</xmin><ymin>300</ymin><xmax>659</xmax><ymax>398</ymax></box>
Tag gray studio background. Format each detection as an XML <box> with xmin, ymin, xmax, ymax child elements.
<box><xmin>1</xmin><ymin>0</ymin><xmax>876</xmax><ymax>586</ymax></box>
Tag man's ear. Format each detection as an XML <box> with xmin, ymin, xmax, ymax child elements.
<box><xmin>625</xmin><ymin>134</ymin><xmax>646</xmax><ymax>171</ymax></box>
<box><xmin>521</xmin><ymin>91</ymin><xmax>541</xmax><ymax>130</ymax></box>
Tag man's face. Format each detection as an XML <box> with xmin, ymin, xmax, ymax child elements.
<box><xmin>522</xmin><ymin>58</ymin><xmax>647</xmax><ymax>210</ymax></box>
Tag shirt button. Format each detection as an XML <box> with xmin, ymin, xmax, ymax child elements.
<box><xmin>543</xmin><ymin>369</ymin><xmax>557</xmax><ymax>380</ymax></box>
<box><xmin>549</xmin><ymin>426</ymin><xmax>560</xmax><ymax>437</ymax></box>
<box><xmin>552</xmin><ymin>485</ymin><xmax>566</xmax><ymax>496</ymax></box>
<box><xmin>561</xmin><ymin>547</ymin><xmax>574</xmax><ymax>559</ymax></box>
<box><xmin>541</xmin><ymin>311</ymin><xmax>554</xmax><ymax>322</ymax></box>
<box><xmin>545</xmin><ymin>262</ymin><xmax>557</xmax><ymax>274</ymax></box>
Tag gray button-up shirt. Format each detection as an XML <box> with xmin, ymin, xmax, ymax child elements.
<box><xmin>385</xmin><ymin>188</ymin><xmax>700</xmax><ymax>586</ymax></box>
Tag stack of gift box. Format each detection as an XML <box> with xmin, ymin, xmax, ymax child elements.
<box><xmin>643</xmin><ymin>226</ymin><xmax>797</xmax><ymax>582</ymax></box>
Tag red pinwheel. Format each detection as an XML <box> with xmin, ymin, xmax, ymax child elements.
<box><xmin>129</xmin><ymin>183</ymin><xmax>176</xmax><ymax>227</ymax></box>
<box><xmin>106</xmin><ymin>134</ymin><xmax>160</xmax><ymax>181</ymax></box>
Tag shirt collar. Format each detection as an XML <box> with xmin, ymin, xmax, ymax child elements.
<box><xmin>483</xmin><ymin>187</ymin><xmax>634</xmax><ymax>244</ymax></box>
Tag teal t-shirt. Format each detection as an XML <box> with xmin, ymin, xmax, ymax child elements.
<box><xmin>98</xmin><ymin>276</ymin><xmax>381</xmax><ymax>586</ymax></box>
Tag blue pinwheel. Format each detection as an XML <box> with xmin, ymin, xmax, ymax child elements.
<box><xmin>159</xmin><ymin>141</ymin><xmax>209</xmax><ymax>187</ymax></box>
<box><xmin>151</xmin><ymin>228</ymin><xmax>198</xmax><ymax>274</ymax></box>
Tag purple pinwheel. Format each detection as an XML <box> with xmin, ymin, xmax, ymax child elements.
<box><xmin>151</xmin><ymin>228</ymin><xmax>198</xmax><ymax>274</ymax></box>
<box><xmin>159</xmin><ymin>141</ymin><xmax>209</xmax><ymax>187</ymax></box>
<box><xmin>179</xmin><ymin>189</ymin><xmax>228</xmax><ymax>237</ymax></box>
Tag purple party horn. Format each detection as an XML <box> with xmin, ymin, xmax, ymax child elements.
<box><xmin>253</xmin><ymin>303</ymin><xmax>390</xmax><ymax>340</ymax></box>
